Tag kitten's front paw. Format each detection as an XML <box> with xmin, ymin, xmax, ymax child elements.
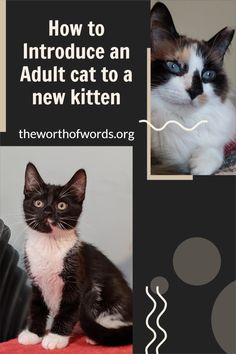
<box><xmin>18</xmin><ymin>329</ymin><xmax>42</xmax><ymax>345</ymax></box>
<box><xmin>42</xmin><ymin>333</ymin><xmax>69</xmax><ymax>350</ymax></box>
<box><xmin>190</xmin><ymin>149</ymin><xmax>223</xmax><ymax>175</ymax></box>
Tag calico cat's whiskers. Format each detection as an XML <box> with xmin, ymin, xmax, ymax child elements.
<box><xmin>154</xmin><ymin>91</ymin><xmax>190</xmax><ymax>105</ymax></box>
<box><xmin>153</xmin><ymin>88</ymin><xmax>181</xmax><ymax>94</ymax></box>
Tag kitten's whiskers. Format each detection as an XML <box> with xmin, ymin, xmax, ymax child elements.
<box><xmin>60</xmin><ymin>219</ymin><xmax>74</xmax><ymax>229</ymax></box>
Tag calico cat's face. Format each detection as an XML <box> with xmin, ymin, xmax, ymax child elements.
<box><xmin>23</xmin><ymin>163</ymin><xmax>86</xmax><ymax>233</ymax></box>
<box><xmin>151</xmin><ymin>2</ymin><xmax>235</xmax><ymax>107</ymax></box>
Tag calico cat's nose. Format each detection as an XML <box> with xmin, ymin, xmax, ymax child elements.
<box><xmin>187</xmin><ymin>87</ymin><xmax>203</xmax><ymax>100</ymax></box>
<box><xmin>187</xmin><ymin>70</ymin><xmax>203</xmax><ymax>100</ymax></box>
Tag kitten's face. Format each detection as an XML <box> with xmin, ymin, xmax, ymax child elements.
<box><xmin>23</xmin><ymin>163</ymin><xmax>86</xmax><ymax>234</ymax></box>
<box><xmin>151</xmin><ymin>2</ymin><xmax>235</xmax><ymax>107</ymax></box>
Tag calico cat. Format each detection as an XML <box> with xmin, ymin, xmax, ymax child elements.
<box><xmin>18</xmin><ymin>163</ymin><xmax>132</xmax><ymax>350</ymax></box>
<box><xmin>151</xmin><ymin>2</ymin><xmax>236</xmax><ymax>175</ymax></box>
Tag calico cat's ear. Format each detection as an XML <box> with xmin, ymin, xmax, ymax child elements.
<box><xmin>207</xmin><ymin>27</ymin><xmax>235</xmax><ymax>61</ymax></box>
<box><xmin>24</xmin><ymin>163</ymin><xmax>45</xmax><ymax>195</ymax></box>
<box><xmin>66</xmin><ymin>169</ymin><xmax>87</xmax><ymax>202</ymax></box>
<box><xmin>151</xmin><ymin>2</ymin><xmax>179</xmax><ymax>38</ymax></box>
<box><xmin>151</xmin><ymin>2</ymin><xmax>179</xmax><ymax>57</ymax></box>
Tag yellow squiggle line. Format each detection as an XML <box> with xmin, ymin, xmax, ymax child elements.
<box><xmin>139</xmin><ymin>119</ymin><xmax>208</xmax><ymax>132</ymax></box>
<box><xmin>155</xmin><ymin>286</ymin><xmax>168</xmax><ymax>354</ymax></box>
<box><xmin>145</xmin><ymin>286</ymin><xmax>157</xmax><ymax>354</ymax></box>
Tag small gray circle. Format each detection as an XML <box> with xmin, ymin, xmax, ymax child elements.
<box><xmin>212</xmin><ymin>281</ymin><xmax>236</xmax><ymax>354</ymax></box>
<box><xmin>150</xmin><ymin>276</ymin><xmax>169</xmax><ymax>295</ymax></box>
<box><xmin>173</xmin><ymin>237</ymin><xmax>221</xmax><ymax>286</ymax></box>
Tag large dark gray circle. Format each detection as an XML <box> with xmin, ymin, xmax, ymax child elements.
<box><xmin>173</xmin><ymin>237</ymin><xmax>221</xmax><ymax>286</ymax></box>
<box><xmin>212</xmin><ymin>281</ymin><xmax>236</xmax><ymax>354</ymax></box>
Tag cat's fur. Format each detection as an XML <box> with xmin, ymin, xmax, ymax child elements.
<box><xmin>151</xmin><ymin>2</ymin><xmax>236</xmax><ymax>175</ymax></box>
<box><xmin>18</xmin><ymin>163</ymin><xmax>132</xmax><ymax>350</ymax></box>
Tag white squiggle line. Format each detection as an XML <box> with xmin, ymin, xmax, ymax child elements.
<box><xmin>145</xmin><ymin>286</ymin><xmax>157</xmax><ymax>354</ymax></box>
<box><xmin>139</xmin><ymin>119</ymin><xmax>208</xmax><ymax>132</ymax></box>
<box><xmin>155</xmin><ymin>286</ymin><xmax>168</xmax><ymax>354</ymax></box>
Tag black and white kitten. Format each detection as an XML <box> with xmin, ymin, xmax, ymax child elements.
<box><xmin>151</xmin><ymin>2</ymin><xmax>236</xmax><ymax>175</ymax></box>
<box><xmin>18</xmin><ymin>163</ymin><xmax>132</xmax><ymax>350</ymax></box>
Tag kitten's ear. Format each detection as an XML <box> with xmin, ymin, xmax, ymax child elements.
<box><xmin>151</xmin><ymin>2</ymin><xmax>179</xmax><ymax>56</ymax></box>
<box><xmin>24</xmin><ymin>163</ymin><xmax>44</xmax><ymax>195</ymax></box>
<box><xmin>66</xmin><ymin>169</ymin><xmax>87</xmax><ymax>202</ymax></box>
<box><xmin>207</xmin><ymin>27</ymin><xmax>235</xmax><ymax>60</ymax></box>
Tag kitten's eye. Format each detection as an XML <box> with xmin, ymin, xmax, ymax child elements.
<box><xmin>202</xmin><ymin>70</ymin><xmax>216</xmax><ymax>82</ymax></box>
<box><xmin>57</xmin><ymin>202</ymin><xmax>68</xmax><ymax>211</ymax></box>
<box><xmin>166</xmin><ymin>61</ymin><xmax>181</xmax><ymax>74</ymax></box>
<box><xmin>33</xmin><ymin>200</ymin><xmax>44</xmax><ymax>208</ymax></box>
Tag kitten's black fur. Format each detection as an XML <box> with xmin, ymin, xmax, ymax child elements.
<box><xmin>22</xmin><ymin>163</ymin><xmax>132</xmax><ymax>346</ymax></box>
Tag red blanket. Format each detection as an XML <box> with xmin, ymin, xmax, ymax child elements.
<box><xmin>0</xmin><ymin>337</ymin><xmax>132</xmax><ymax>354</ymax></box>
<box><xmin>225</xmin><ymin>141</ymin><xmax>236</xmax><ymax>156</ymax></box>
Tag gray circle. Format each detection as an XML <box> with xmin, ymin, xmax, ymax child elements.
<box><xmin>150</xmin><ymin>276</ymin><xmax>169</xmax><ymax>295</ymax></box>
<box><xmin>212</xmin><ymin>281</ymin><xmax>236</xmax><ymax>354</ymax></box>
<box><xmin>173</xmin><ymin>237</ymin><xmax>221</xmax><ymax>286</ymax></box>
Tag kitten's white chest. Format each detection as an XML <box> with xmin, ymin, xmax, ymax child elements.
<box><xmin>25</xmin><ymin>230</ymin><xmax>77</xmax><ymax>316</ymax></box>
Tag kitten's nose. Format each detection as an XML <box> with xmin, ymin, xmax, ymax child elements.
<box><xmin>187</xmin><ymin>70</ymin><xmax>203</xmax><ymax>100</ymax></box>
<box><xmin>44</xmin><ymin>206</ymin><xmax>53</xmax><ymax>215</ymax></box>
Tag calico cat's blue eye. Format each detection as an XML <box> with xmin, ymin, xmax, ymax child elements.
<box><xmin>202</xmin><ymin>70</ymin><xmax>216</xmax><ymax>82</ymax></box>
<box><xmin>166</xmin><ymin>61</ymin><xmax>181</xmax><ymax>74</ymax></box>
